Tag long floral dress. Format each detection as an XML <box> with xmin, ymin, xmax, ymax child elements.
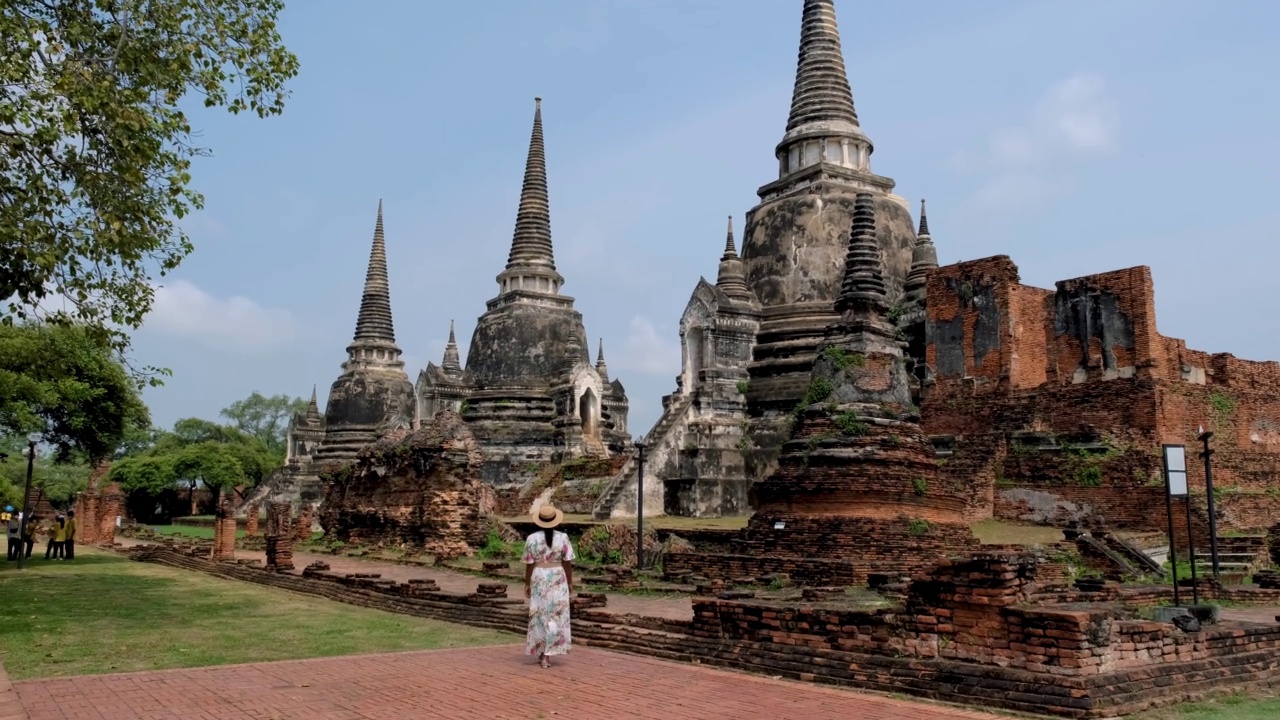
<box><xmin>523</xmin><ymin>530</ymin><xmax>576</xmax><ymax>657</ymax></box>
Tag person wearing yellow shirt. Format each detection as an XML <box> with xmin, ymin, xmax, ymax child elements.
<box><xmin>46</xmin><ymin>514</ymin><xmax>66</xmax><ymax>560</ymax></box>
<box><xmin>22</xmin><ymin>514</ymin><xmax>37</xmax><ymax>559</ymax></box>
<box><xmin>64</xmin><ymin>510</ymin><xmax>77</xmax><ymax>560</ymax></box>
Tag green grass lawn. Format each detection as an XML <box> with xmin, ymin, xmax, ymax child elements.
<box><xmin>150</xmin><ymin>524</ymin><xmax>245</xmax><ymax>540</ymax></box>
<box><xmin>0</xmin><ymin>550</ymin><xmax>514</xmax><ymax>680</ymax></box>
<box><xmin>1134</xmin><ymin>692</ymin><xmax>1280</xmax><ymax>719</ymax></box>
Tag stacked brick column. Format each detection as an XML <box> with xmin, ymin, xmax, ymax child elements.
<box><xmin>74</xmin><ymin>491</ymin><xmax>100</xmax><ymax>544</ymax></box>
<box><xmin>97</xmin><ymin>483</ymin><xmax>124</xmax><ymax>544</ymax></box>
<box><xmin>244</xmin><ymin>503</ymin><xmax>260</xmax><ymax>537</ymax></box>
<box><xmin>211</xmin><ymin>497</ymin><xmax>236</xmax><ymax>561</ymax></box>
<box><xmin>265</xmin><ymin>501</ymin><xmax>294</xmax><ymax>572</ymax></box>
<box><xmin>294</xmin><ymin>504</ymin><xmax>315</xmax><ymax>543</ymax></box>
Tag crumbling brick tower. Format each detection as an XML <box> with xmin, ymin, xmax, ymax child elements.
<box><xmin>265</xmin><ymin>501</ymin><xmax>294</xmax><ymax>572</ymax></box>
<box><xmin>211</xmin><ymin>496</ymin><xmax>236</xmax><ymax>561</ymax></box>
<box><xmin>735</xmin><ymin>193</ymin><xmax>979</xmax><ymax>583</ymax></box>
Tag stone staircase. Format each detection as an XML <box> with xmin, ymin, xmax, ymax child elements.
<box><xmin>1101</xmin><ymin>534</ymin><xmax>1167</xmax><ymax>579</ymax></box>
<box><xmin>1193</xmin><ymin>534</ymin><xmax>1269</xmax><ymax>577</ymax></box>
<box><xmin>591</xmin><ymin>393</ymin><xmax>694</xmax><ymax>520</ymax></box>
<box><xmin>1075</xmin><ymin>535</ymin><xmax>1143</xmax><ymax>580</ymax></box>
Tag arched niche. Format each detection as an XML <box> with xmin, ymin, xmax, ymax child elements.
<box><xmin>579</xmin><ymin>387</ymin><xmax>601</xmax><ymax>440</ymax></box>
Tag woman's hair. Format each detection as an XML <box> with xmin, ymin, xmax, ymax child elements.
<box><xmin>542</xmin><ymin>527</ymin><xmax>554</xmax><ymax>547</ymax></box>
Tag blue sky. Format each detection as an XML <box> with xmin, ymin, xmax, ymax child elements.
<box><xmin>131</xmin><ymin>0</ymin><xmax>1280</xmax><ymax>436</ymax></box>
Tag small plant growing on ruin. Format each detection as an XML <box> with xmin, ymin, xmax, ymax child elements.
<box><xmin>736</xmin><ymin>379</ymin><xmax>750</xmax><ymax>394</ymax></box>
<box><xmin>792</xmin><ymin>378</ymin><xmax>834</xmax><ymax>417</ymax></box>
<box><xmin>821</xmin><ymin>346</ymin><xmax>865</xmax><ymax>370</ymax></box>
<box><xmin>458</xmin><ymin>400</ymin><xmax>470</xmax><ymax>414</ymax></box>
<box><xmin>737</xmin><ymin>436</ymin><xmax>752</xmax><ymax>452</ymax></box>
<box><xmin>887</xmin><ymin>433</ymin><xmax>900</xmax><ymax>447</ymax></box>
<box><xmin>834</xmin><ymin>411</ymin><xmax>868</xmax><ymax>436</ymax></box>
<box><xmin>1209</xmin><ymin>390</ymin><xmax>1235</xmax><ymax>427</ymax></box>
<box><xmin>885</xmin><ymin>304</ymin><xmax>905</xmax><ymax>324</ymax></box>
<box><xmin>1076</xmin><ymin>465</ymin><xmax>1103</xmax><ymax>487</ymax></box>
<box><xmin>768</xmin><ymin>576</ymin><xmax>786</xmax><ymax>590</ymax></box>
<box><xmin>908</xmin><ymin>518</ymin><xmax>931</xmax><ymax>536</ymax></box>
<box><xmin>912</xmin><ymin>477</ymin><xmax>928</xmax><ymax>496</ymax></box>
<box><xmin>477</xmin><ymin>529</ymin><xmax>519</xmax><ymax>560</ymax></box>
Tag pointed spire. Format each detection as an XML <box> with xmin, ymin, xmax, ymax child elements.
<box><xmin>441</xmin><ymin>319</ymin><xmax>462</xmax><ymax>374</ymax></box>
<box><xmin>595</xmin><ymin>338</ymin><xmax>609</xmax><ymax>381</ymax></box>
<box><xmin>305</xmin><ymin>385</ymin><xmax>323</xmax><ymax>423</ymax></box>
<box><xmin>904</xmin><ymin>198</ymin><xmax>939</xmax><ymax>305</ymax></box>
<box><xmin>835</xmin><ymin>193</ymin><xmax>887</xmax><ymax>313</ymax></box>
<box><xmin>716</xmin><ymin>215</ymin><xmax>753</xmax><ymax>303</ymax></box>
<box><xmin>786</xmin><ymin>0</ymin><xmax>860</xmax><ymax>134</ymax></box>
<box><xmin>505</xmin><ymin>97</ymin><xmax>556</xmax><ymax>273</ymax></box>
<box><xmin>722</xmin><ymin>215</ymin><xmax>738</xmax><ymax>258</ymax></box>
<box><xmin>352</xmin><ymin>200</ymin><xmax>398</xmax><ymax>344</ymax></box>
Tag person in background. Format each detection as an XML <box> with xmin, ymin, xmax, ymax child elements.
<box><xmin>22</xmin><ymin>514</ymin><xmax>37</xmax><ymax>559</ymax></box>
<box><xmin>64</xmin><ymin>510</ymin><xmax>76</xmax><ymax>560</ymax></box>
<box><xmin>5</xmin><ymin>507</ymin><xmax>19</xmax><ymax>561</ymax></box>
<box><xmin>46</xmin><ymin>514</ymin><xmax>65</xmax><ymax>560</ymax></box>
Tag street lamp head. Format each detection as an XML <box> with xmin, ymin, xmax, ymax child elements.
<box><xmin>26</xmin><ymin>432</ymin><xmax>41</xmax><ymax>445</ymax></box>
<box><xmin>634</xmin><ymin>434</ymin><xmax>646</xmax><ymax>449</ymax></box>
<box><xmin>1196</xmin><ymin>425</ymin><xmax>1213</xmax><ymax>441</ymax></box>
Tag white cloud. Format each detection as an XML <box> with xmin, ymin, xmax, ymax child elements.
<box><xmin>145</xmin><ymin>279</ymin><xmax>296</xmax><ymax>353</ymax></box>
<box><xmin>960</xmin><ymin>73</ymin><xmax>1116</xmax><ymax>212</ymax></box>
<box><xmin>616</xmin><ymin>315</ymin><xmax>680</xmax><ymax>376</ymax></box>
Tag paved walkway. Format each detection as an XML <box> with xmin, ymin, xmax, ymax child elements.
<box><xmin>119</xmin><ymin>538</ymin><xmax>695</xmax><ymax>621</ymax></box>
<box><xmin>14</xmin><ymin>645</ymin><xmax>1001</xmax><ymax>720</ymax></box>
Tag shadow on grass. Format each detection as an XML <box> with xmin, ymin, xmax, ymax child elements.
<box><xmin>0</xmin><ymin>552</ymin><xmax>123</xmax><ymax>573</ymax></box>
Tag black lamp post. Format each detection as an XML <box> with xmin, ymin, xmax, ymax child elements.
<box><xmin>1196</xmin><ymin>426</ymin><xmax>1220</xmax><ymax>579</ymax></box>
<box><xmin>17</xmin><ymin>433</ymin><xmax>40</xmax><ymax>570</ymax></box>
<box><xmin>634</xmin><ymin>434</ymin><xmax>646</xmax><ymax>570</ymax></box>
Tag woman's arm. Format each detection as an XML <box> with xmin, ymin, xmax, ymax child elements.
<box><xmin>524</xmin><ymin>561</ymin><xmax>534</xmax><ymax>599</ymax></box>
<box><xmin>561</xmin><ymin>560</ymin><xmax>573</xmax><ymax>593</ymax></box>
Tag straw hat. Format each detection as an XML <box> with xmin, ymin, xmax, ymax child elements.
<box><xmin>532</xmin><ymin>504</ymin><xmax>564</xmax><ymax>529</ymax></box>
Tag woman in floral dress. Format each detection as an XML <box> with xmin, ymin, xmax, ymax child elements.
<box><xmin>523</xmin><ymin>504</ymin><xmax>576</xmax><ymax>668</ymax></box>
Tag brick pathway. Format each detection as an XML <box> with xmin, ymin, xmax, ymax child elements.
<box><xmin>14</xmin><ymin>645</ymin><xmax>999</xmax><ymax>720</ymax></box>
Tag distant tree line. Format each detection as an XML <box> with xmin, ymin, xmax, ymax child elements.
<box><xmin>0</xmin><ymin>322</ymin><xmax>306</xmax><ymax>519</ymax></box>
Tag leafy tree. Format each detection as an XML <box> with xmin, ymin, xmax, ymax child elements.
<box><xmin>0</xmin><ymin>436</ymin><xmax>92</xmax><ymax>507</ymax></box>
<box><xmin>0</xmin><ymin>0</ymin><xmax>300</xmax><ymax>371</ymax></box>
<box><xmin>107</xmin><ymin>453</ymin><xmax>173</xmax><ymax>496</ymax></box>
<box><xmin>220</xmin><ymin>391</ymin><xmax>307</xmax><ymax>458</ymax></box>
<box><xmin>108</xmin><ymin>416</ymin><xmax>277</xmax><ymax>511</ymax></box>
<box><xmin>0</xmin><ymin>322</ymin><xmax>149</xmax><ymax>463</ymax></box>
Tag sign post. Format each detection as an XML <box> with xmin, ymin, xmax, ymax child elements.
<box><xmin>1162</xmin><ymin>445</ymin><xmax>1188</xmax><ymax>607</ymax></box>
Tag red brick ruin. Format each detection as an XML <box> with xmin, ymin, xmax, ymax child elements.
<box><xmin>244</xmin><ymin>503</ymin><xmax>259</xmax><ymax>537</ymax></box>
<box><xmin>264</xmin><ymin>501</ymin><xmax>294</xmax><ymax>572</ymax></box>
<box><xmin>73</xmin><ymin>462</ymin><xmax>122</xmax><ymax>547</ymax></box>
<box><xmin>211</xmin><ymin>497</ymin><xmax>236</xmax><ymax>561</ymax></box>
<box><xmin>920</xmin><ymin>256</ymin><xmax>1280</xmax><ymax>549</ymax></box>
<box><xmin>319</xmin><ymin>410</ymin><xmax>487</xmax><ymax>559</ymax></box>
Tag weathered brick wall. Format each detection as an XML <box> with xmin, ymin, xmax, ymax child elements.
<box><xmin>244</xmin><ymin>504</ymin><xmax>259</xmax><ymax>537</ymax></box>
<box><xmin>923</xmin><ymin>256</ymin><xmax>1280</xmax><ymax>532</ymax></box>
<box><xmin>320</xmin><ymin>411</ymin><xmax>487</xmax><ymax>557</ymax></box>
<box><xmin>265</xmin><ymin>501</ymin><xmax>294</xmax><ymax>571</ymax></box>
<box><xmin>97</xmin><ymin>484</ymin><xmax>123</xmax><ymax>544</ymax></box>
<box><xmin>925</xmin><ymin>256</ymin><xmax>1020</xmax><ymax>393</ymax></box>
<box><xmin>75</xmin><ymin>492</ymin><xmax>100</xmax><ymax>544</ymax></box>
<box><xmin>212</xmin><ymin>498</ymin><xmax>236</xmax><ymax>561</ymax></box>
<box><xmin>664</xmin><ymin>552</ymin><xmax>860</xmax><ymax>586</ymax></box>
